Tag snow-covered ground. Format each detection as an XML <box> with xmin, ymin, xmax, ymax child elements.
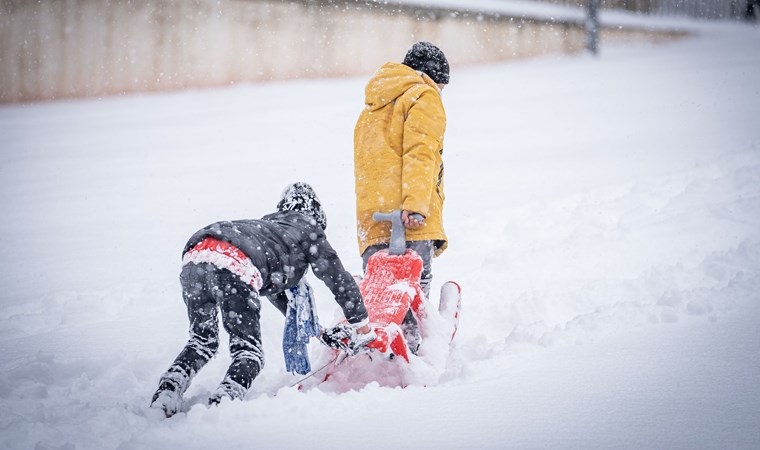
<box><xmin>1</xmin><ymin>19</ymin><xmax>759</xmax><ymax>449</ymax></box>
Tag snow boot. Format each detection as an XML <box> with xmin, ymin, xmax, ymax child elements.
<box><xmin>150</xmin><ymin>380</ymin><xmax>182</xmax><ymax>418</ymax></box>
<box><xmin>208</xmin><ymin>377</ymin><xmax>247</xmax><ymax>406</ymax></box>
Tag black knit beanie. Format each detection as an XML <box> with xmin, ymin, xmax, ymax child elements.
<box><xmin>277</xmin><ymin>182</ymin><xmax>327</xmax><ymax>230</ymax></box>
<box><xmin>402</xmin><ymin>41</ymin><xmax>450</xmax><ymax>85</ymax></box>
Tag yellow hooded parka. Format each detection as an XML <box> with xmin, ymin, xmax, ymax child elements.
<box><xmin>354</xmin><ymin>62</ymin><xmax>448</xmax><ymax>257</ymax></box>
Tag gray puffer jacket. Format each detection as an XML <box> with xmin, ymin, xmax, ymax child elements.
<box><xmin>183</xmin><ymin>210</ymin><xmax>368</xmax><ymax>325</ymax></box>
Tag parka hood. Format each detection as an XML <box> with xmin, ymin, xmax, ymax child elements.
<box><xmin>364</xmin><ymin>62</ymin><xmax>438</xmax><ymax>111</ymax></box>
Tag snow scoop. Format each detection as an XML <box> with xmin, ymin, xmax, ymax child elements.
<box><xmin>300</xmin><ymin>210</ymin><xmax>462</xmax><ymax>390</ymax></box>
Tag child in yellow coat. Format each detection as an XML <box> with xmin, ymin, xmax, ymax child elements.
<box><xmin>354</xmin><ymin>42</ymin><xmax>450</xmax><ymax>352</ymax></box>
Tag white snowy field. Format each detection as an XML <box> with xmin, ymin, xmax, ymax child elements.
<box><xmin>1</xmin><ymin>20</ymin><xmax>760</xmax><ymax>449</ymax></box>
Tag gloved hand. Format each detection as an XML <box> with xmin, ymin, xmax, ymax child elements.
<box><xmin>319</xmin><ymin>324</ymin><xmax>353</xmax><ymax>351</ymax></box>
<box><xmin>319</xmin><ymin>323</ymin><xmax>377</xmax><ymax>355</ymax></box>
<box><xmin>351</xmin><ymin>327</ymin><xmax>377</xmax><ymax>352</ymax></box>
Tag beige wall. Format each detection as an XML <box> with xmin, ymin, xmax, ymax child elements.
<box><xmin>0</xmin><ymin>0</ymin><xmax>684</xmax><ymax>103</ymax></box>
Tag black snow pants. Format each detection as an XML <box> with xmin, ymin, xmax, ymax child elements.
<box><xmin>159</xmin><ymin>262</ymin><xmax>264</xmax><ymax>400</ymax></box>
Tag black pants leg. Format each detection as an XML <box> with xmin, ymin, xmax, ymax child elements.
<box><xmin>157</xmin><ymin>263</ymin><xmax>221</xmax><ymax>394</ymax></box>
<box><xmin>214</xmin><ymin>269</ymin><xmax>264</xmax><ymax>399</ymax></box>
<box><xmin>158</xmin><ymin>263</ymin><xmax>263</xmax><ymax>400</ymax></box>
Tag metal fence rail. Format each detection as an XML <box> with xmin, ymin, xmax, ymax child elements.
<box><xmin>654</xmin><ymin>0</ymin><xmax>748</xmax><ymax>18</ymax></box>
<box><xmin>520</xmin><ymin>0</ymin><xmax>755</xmax><ymax>19</ymax></box>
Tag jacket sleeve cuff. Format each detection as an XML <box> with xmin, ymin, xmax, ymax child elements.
<box><xmin>349</xmin><ymin>317</ymin><xmax>370</xmax><ymax>329</ymax></box>
<box><xmin>401</xmin><ymin>201</ymin><xmax>430</xmax><ymax>218</ymax></box>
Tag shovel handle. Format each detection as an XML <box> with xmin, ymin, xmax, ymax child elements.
<box><xmin>372</xmin><ymin>210</ymin><xmax>424</xmax><ymax>255</ymax></box>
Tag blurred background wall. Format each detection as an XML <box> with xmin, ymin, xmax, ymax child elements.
<box><xmin>0</xmin><ymin>0</ymin><xmax>696</xmax><ymax>103</ymax></box>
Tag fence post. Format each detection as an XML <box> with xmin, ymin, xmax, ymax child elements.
<box><xmin>587</xmin><ymin>0</ymin><xmax>600</xmax><ymax>55</ymax></box>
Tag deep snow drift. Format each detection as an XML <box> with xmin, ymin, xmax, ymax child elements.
<box><xmin>1</xmin><ymin>20</ymin><xmax>759</xmax><ymax>450</ymax></box>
